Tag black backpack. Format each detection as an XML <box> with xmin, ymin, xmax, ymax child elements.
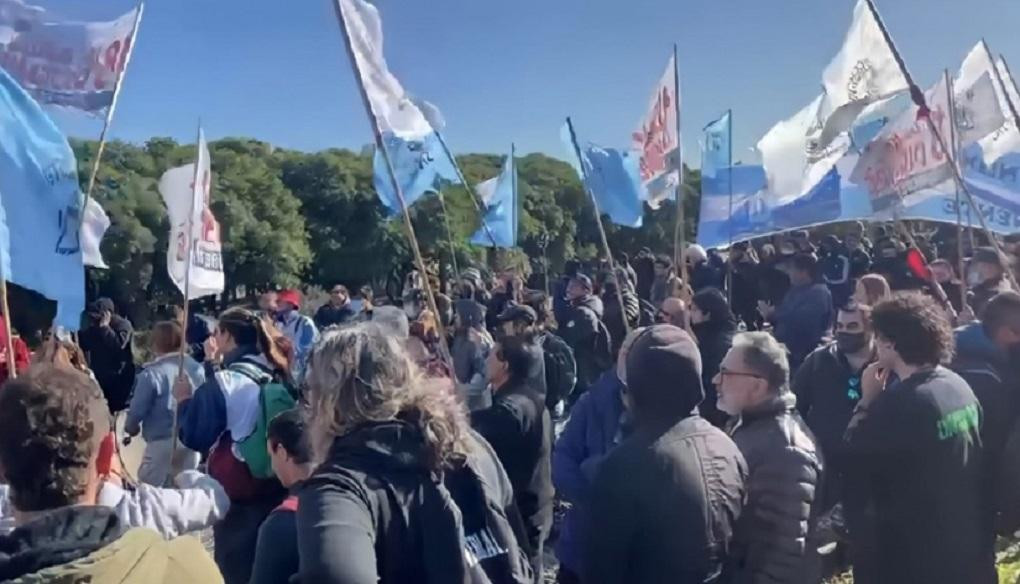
<box><xmin>541</xmin><ymin>333</ymin><xmax>577</xmax><ymax>410</ymax></box>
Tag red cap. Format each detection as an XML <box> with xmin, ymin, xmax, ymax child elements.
<box><xmin>277</xmin><ymin>289</ymin><xmax>302</xmax><ymax>310</ymax></box>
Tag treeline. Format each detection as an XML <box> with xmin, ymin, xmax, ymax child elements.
<box><xmin>9</xmin><ymin>137</ymin><xmax>701</xmax><ymax>337</ymax></box>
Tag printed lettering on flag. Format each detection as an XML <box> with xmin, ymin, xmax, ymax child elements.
<box><xmin>631</xmin><ymin>54</ymin><xmax>679</xmax><ymax>207</ymax></box>
<box><xmin>0</xmin><ymin>4</ymin><xmax>139</xmax><ymax>114</ymax></box>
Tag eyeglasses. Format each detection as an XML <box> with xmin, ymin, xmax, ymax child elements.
<box><xmin>718</xmin><ymin>368</ymin><xmax>765</xmax><ymax>380</ymax></box>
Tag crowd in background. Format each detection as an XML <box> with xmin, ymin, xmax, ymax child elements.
<box><xmin>1</xmin><ymin>220</ymin><xmax>1020</xmax><ymax>583</ymax></box>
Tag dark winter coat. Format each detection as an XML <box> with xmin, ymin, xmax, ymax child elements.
<box><xmin>724</xmin><ymin>392</ymin><xmax>823</xmax><ymax>584</ymax></box>
<box><xmin>80</xmin><ymin>315</ymin><xmax>136</xmax><ymax>412</ymax></box>
<box><xmin>773</xmin><ymin>283</ymin><xmax>833</xmax><ymax>371</ymax></box>
<box><xmin>560</xmin><ymin>294</ymin><xmax>606</xmax><ymax>395</ymax></box>
<box><xmin>313</xmin><ymin>302</ymin><xmax>357</xmax><ymax>329</ymax></box>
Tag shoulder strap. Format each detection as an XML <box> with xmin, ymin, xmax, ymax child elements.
<box><xmin>228</xmin><ymin>361</ymin><xmax>272</xmax><ymax>385</ymax></box>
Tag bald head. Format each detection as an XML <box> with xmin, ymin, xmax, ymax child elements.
<box><xmin>659</xmin><ymin>297</ymin><xmax>687</xmax><ymax>328</ymax></box>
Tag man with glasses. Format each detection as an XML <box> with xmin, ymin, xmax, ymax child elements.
<box><xmin>714</xmin><ymin>332</ymin><xmax>823</xmax><ymax>583</ymax></box>
<box><xmin>313</xmin><ymin>284</ymin><xmax>356</xmax><ymax>329</ymax></box>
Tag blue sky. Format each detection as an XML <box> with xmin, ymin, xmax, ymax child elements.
<box><xmin>37</xmin><ymin>0</ymin><xmax>1020</xmax><ymax>166</ymax></box>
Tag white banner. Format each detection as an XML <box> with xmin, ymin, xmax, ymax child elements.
<box><xmin>81</xmin><ymin>197</ymin><xmax>109</xmax><ymax>269</ymax></box>
<box><xmin>631</xmin><ymin>53</ymin><xmax>679</xmax><ymax>208</ymax></box>
<box><xmin>0</xmin><ymin>3</ymin><xmax>138</xmax><ymax>114</ymax></box>
<box><xmin>159</xmin><ymin>130</ymin><xmax>224</xmax><ymax>300</ymax></box>
<box><xmin>958</xmin><ymin>43</ymin><xmax>1020</xmax><ymax>165</ymax></box>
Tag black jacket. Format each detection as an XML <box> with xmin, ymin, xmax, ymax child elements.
<box><xmin>313</xmin><ymin>302</ymin><xmax>357</xmax><ymax>329</ymax></box>
<box><xmin>725</xmin><ymin>392</ymin><xmax>823</xmax><ymax>584</ymax></box>
<box><xmin>730</xmin><ymin>260</ymin><xmax>761</xmax><ymax>330</ymax></box>
<box><xmin>297</xmin><ymin>421</ymin><xmax>527</xmax><ymax>584</ymax></box>
<box><xmin>583</xmin><ymin>415</ymin><xmax>747</xmax><ymax>584</ymax></box>
<box><xmin>601</xmin><ymin>286</ymin><xmax>639</xmax><ymax>358</ymax></box>
<box><xmin>79</xmin><ymin>315</ymin><xmax>136</xmax><ymax>413</ymax></box>
<box><xmin>560</xmin><ymin>295</ymin><xmax>606</xmax><ymax>394</ymax></box>
<box><xmin>692</xmin><ymin>319</ymin><xmax>736</xmax><ymax>427</ymax></box>
<box><xmin>472</xmin><ymin>378</ymin><xmax>554</xmax><ymax>556</ymax></box>
<box><xmin>793</xmin><ymin>342</ymin><xmax>874</xmax><ymax>511</ymax></box>
<box><xmin>844</xmin><ymin>367</ymin><xmax>993</xmax><ymax>584</ymax></box>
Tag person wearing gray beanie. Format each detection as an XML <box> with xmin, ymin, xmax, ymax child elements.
<box><xmin>582</xmin><ymin>324</ymin><xmax>747</xmax><ymax>584</ymax></box>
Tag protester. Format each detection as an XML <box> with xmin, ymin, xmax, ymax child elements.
<box><xmin>794</xmin><ymin>303</ymin><xmax>876</xmax><ymax>514</ymax></box>
<box><xmin>175</xmin><ymin>304</ymin><xmax>213</xmax><ymax>363</ymax></box>
<box><xmin>353</xmin><ymin>284</ymin><xmax>375</xmax><ymax>318</ymax></box>
<box><xmin>298</xmin><ymin>323</ymin><xmax>533</xmax><ymax>583</ymax></box>
<box><xmin>522</xmin><ymin>293</ymin><xmax>576</xmax><ymax>417</ymax></box>
<box><xmin>473</xmin><ymin>335</ymin><xmax>554</xmax><ymax>577</ymax></box>
<box><xmin>498</xmin><ymin>303</ymin><xmax>550</xmax><ymax>396</ymax></box>
<box><xmin>616</xmin><ymin>252</ymin><xmax>638</xmax><ymax>290</ymax></box>
<box><xmin>560</xmin><ymin>274</ymin><xmax>609</xmax><ymax>401</ymax></box>
<box><xmin>0</xmin><ymin>365</ymin><xmax>222</xmax><ymax>583</ymax></box>
<box><xmin>554</xmin><ymin>260</ymin><xmax>581</xmax><ymax>327</ymax></box>
<box><xmin>820</xmin><ymin>234</ymin><xmax>853</xmax><ymax>308</ymax></box>
<box><xmin>852</xmin><ymin>273</ymin><xmax>891</xmax><ymax>307</ymax></box>
<box><xmin>124</xmin><ymin>320</ymin><xmax>205</xmax><ymax>487</ymax></box>
<box><xmin>452</xmin><ymin>297</ymin><xmax>493</xmax><ymax>411</ymax></box>
<box><xmin>274</xmin><ymin>289</ymin><xmax>319</xmax><ymax>383</ymax></box>
<box><xmin>761</xmin><ymin>253</ymin><xmax>833</xmax><ymax>371</ymax></box>
<box><xmin>583</xmin><ymin>325</ymin><xmax>747</xmax><ymax>584</ymax></box>
<box><xmin>968</xmin><ymin>247</ymin><xmax>1012</xmax><ymax>316</ymax></box>
<box><xmin>758</xmin><ymin>243</ymin><xmax>792</xmax><ymax>307</ymax></box>
<box><xmin>600</xmin><ymin>274</ymin><xmax>639</xmax><ymax>357</ymax></box>
<box><xmin>250</xmin><ymin>409</ymin><xmax>313</xmax><ymax>584</ymax></box>
<box><xmin>175</xmin><ymin>308</ymin><xmax>291</xmax><ymax>584</ymax></box>
<box><xmin>657</xmin><ymin>296</ymin><xmax>688</xmax><ymax>328</ymax></box>
<box><xmin>690</xmin><ymin>288</ymin><xmax>737</xmax><ymax>427</ymax></box>
<box><xmin>687</xmin><ymin>244</ymin><xmax>723</xmax><ymax>292</ymax></box>
<box><xmin>488</xmin><ymin>269</ymin><xmax>523</xmax><ymax>331</ymax></box>
<box><xmin>930</xmin><ymin>259</ymin><xmax>965</xmax><ymax>313</ymax></box>
<box><xmin>552</xmin><ymin>329</ymin><xmax>640</xmax><ymax>583</ymax></box>
<box><xmin>845</xmin><ymin>231</ymin><xmax>872</xmax><ymax>279</ymax></box>
<box><xmin>313</xmin><ymin>284</ymin><xmax>357</xmax><ymax>329</ymax></box>
<box><xmin>844</xmin><ymin>293</ymin><xmax>991</xmax><ymax>584</ymax></box>
<box><xmin>730</xmin><ymin>242</ymin><xmax>763</xmax><ymax>330</ymax></box>
<box><xmin>257</xmin><ymin>290</ymin><xmax>277</xmax><ymax>317</ymax></box>
<box><xmin>633</xmin><ymin>247</ymin><xmax>656</xmax><ymax>302</ymax></box>
<box><xmin>714</xmin><ymin>332</ymin><xmax>823</xmax><ymax>583</ymax></box>
<box><xmin>649</xmin><ymin>255</ymin><xmax>680</xmax><ymax>308</ymax></box>
<box><xmin>79</xmin><ymin>297</ymin><xmax>136</xmax><ymax>413</ymax></box>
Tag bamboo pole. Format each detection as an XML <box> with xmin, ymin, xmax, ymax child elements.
<box><xmin>944</xmin><ymin>68</ymin><xmax>970</xmax><ymax>315</ymax></box>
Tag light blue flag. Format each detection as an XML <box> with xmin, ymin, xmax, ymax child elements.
<box><xmin>373</xmin><ymin>131</ymin><xmax>460</xmax><ymax>217</ymax></box>
<box><xmin>559</xmin><ymin>119</ymin><xmax>646</xmax><ymax>228</ymax></box>
<box><xmin>0</xmin><ymin>67</ymin><xmax>85</xmax><ymax>329</ymax></box>
<box><xmin>471</xmin><ymin>150</ymin><xmax>516</xmax><ymax>248</ymax></box>
<box><xmin>701</xmin><ymin>111</ymin><xmax>731</xmax><ymax>180</ymax></box>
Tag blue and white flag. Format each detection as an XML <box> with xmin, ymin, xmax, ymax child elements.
<box><xmin>560</xmin><ymin>120</ymin><xmax>646</xmax><ymax>228</ymax></box>
<box><xmin>337</xmin><ymin>0</ymin><xmax>459</xmax><ymax>215</ymax></box>
<box><xmin>0</xmin><ymin>66</ymin><xmax>84</xmax><ymax>329</ymax></box>
<box><xmin>471</xmin><ymin>149</ymin><xmax>516</xmax><ymax>248</ymax></box>
<box><xmin>701</xmin><ymin>111</ymin><xmax>730</xmax><ymax>180</ymax></box>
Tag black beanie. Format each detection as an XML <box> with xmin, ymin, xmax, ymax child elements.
<box><xmin>625</xmin><ymin>324</ymin><xmax>704</xmax><ymax>419</ymax></box>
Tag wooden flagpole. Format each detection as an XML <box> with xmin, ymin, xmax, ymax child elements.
<box><xmin>168</xmin><ymin>121</ymin><xmax>204</xmax><ymax>484</ymax></box>
<box><xmin>436</xmin><ymin>189</ymin><xmax>460</xmax><ymax>279</ymax></box>
<box><xmin>862</xmin><ymin>0</ymin><xmax>1019</xmax><ymax>293</ymax></box>
<box><xmin>672</xmin><ymin>44</ymin><xmax>689</xmax><ymax>290</ymax></box>
<box><xmin>0</xmin><ymin>277</ymin><xmax>17</xmax><ymax>379</ymax></box>
<box><xmin>566</xmin><ymin>117</ymin><xmax>631</xmax><ymax>337</ymax></box>
<box><xmin>80</xmin><ymin>3</ymin><xmax>145</xmax><ymax>220</ymax></box>
<box><xmin>435</xmin><ymin>131</ymin><xmax>501</xmax><ymax>248</ymax></box>
<box><xmin>334</xmin><ymin>0</ymin><xmax>452</xmax><ymax>367</ymax></box>
<box><xmin>943</xmin><ymin>68</ymin><xmax>970</xmax><ymax>315</ymax></box>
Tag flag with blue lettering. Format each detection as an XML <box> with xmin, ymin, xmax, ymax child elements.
<box><xmin>0</xmin><ymin>66</ymin><xmax>84</xmax><ymax>329</ymax></box>
<box><xmin>338</xmin><ymin>0</ymin><xmax>459</xmax><ymax>216</ymax></box>
<box><xmin>701</xmin><ymin>111</ymin><xmax>730</xmax><ymax>180</ymax></box>
<box><xmin>471</xmin><ymin>150</ymin><xmax>516</xmax><ymax>247</ymax></box>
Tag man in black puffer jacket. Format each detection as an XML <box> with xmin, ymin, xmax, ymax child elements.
<box><xmin>715</xmin><ymin>332</ymin><xmax>823</xmax><ymax>584</ymax></box>
<box><xmin>560</xmin><ymin>274</ymin><xmax>609</xmax><ymax>400</ymax></box>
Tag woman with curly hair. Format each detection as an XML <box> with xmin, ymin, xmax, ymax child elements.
<box><xmin>843</xmin><ymin>292</ymin><xmax>991</xmax><ymax>584</ymax></box>
<box><xmin>297</xmin><ymin>322</ymin><xmax>532</xmax><ymax>584</ymax></box>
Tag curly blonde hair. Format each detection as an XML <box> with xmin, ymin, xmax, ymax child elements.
<box><xmin>303</xmin><ymin>322</ymin><xmax>470</xmax><ymax>470</ymax></box>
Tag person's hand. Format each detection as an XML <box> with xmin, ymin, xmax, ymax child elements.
<box><xmin>172</xmin><ymin>374</ymin><xmax>194</xmax><ymax>403</ymax></box>
<box><xmin>860</xmin><ymin>363</ymin><xmax>889</xmax><ymax>406</ymax></box>
<box><xmin>758</xmin><ymin>300</ymin><xmax>775</xmax><ymax>319</ymax></box>
<box><xmin>203</xmin><ymin>335</ymin><xmax>219</xmax><ymax>363</ymax></box>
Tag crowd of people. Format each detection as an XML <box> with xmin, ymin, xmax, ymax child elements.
<box><xmin>1</xmin><ymin>222</ymin><xmax>1020</xmax><ymax>583</ymax></box>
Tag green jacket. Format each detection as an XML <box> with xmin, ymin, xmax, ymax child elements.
<box><xmin>0</xmin><ymin>506</ymin><xmax>222</xmax><ymax>584</ymax></box>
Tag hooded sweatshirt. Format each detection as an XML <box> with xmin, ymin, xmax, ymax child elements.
<box><xmin>0</xmin><ymin>506</ymin><xmax>221</xmax><ymax>583</ymax></box>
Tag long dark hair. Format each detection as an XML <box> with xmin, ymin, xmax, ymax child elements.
<box><xmin>692</xmin><ymin>288</ymin><xmax>736</xmax><ymax>327</ymax></box>
<box><xmin>217</xmin><ymin>308</ymin><xmax>291</xmax><ymax>376</ymax></box>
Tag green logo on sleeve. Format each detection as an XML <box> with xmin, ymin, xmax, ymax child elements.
<box><xmin>936</xmin><ymin>404</ymin><xmax>979</xmax><ymax>441</ymax></box>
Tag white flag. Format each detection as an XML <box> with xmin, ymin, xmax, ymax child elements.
<box><xmin>996</xmin><ymin>57</ymin><xmax>1020</xmax><ymax>116</ymax></box>
<box><xmin>475</xmin><ymin>176</ymin><xmax>499</xmax><ymax>205</ymax></box>
<box><xmin>954</xmin><ymin>71</ymin><xmax>1005</xmax><ymax>146</ymax></box>
<box><xmin>337</xmin><ymin>0</ymin><xmax>432</xmax><ymax>140</ymax></box>
<box><xmin>631</xmin><ymin>54</ymin><xmax>679</xmax><ymax>209</ymax></box>
<box><xmin>159</xmin><ymin>129</ymin><xmax>224</xmax><ymax>300</ymax></box>
<box><xmin>957</xmin><ymin>43</ymin><xmax>1020</xmax><ymax>165</ymax></box>
<box><xmin>81</xmin><ymin>198</ymin><xmax>110</xmax><ymax>269</ymax></box>
<box><xmin>811</xmin><ymin>0</ymin><xmax>908</xmax><ymax>152</ymax></box>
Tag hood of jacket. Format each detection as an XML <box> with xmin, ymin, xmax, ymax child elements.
<box><xmin>319</xmin><ymin>420</ymin><xmax>436</xmax><ymax>478</ymax></box>
<box><xmin>0</xmin><ymin>506</ymin><xmax>125</xmax><ymax>582</ymax></box>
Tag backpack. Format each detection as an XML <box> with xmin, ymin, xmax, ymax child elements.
<box><xmin>541</xmin><ymin>333</ymin><xmax>577</xmax><ymax>410</ymax></box>
<box><xmin>229</xmin><ymin>362</ymin><xmax>297</xmax><ymax>479</ymax></box>
<box><xmin>637</xmin><ymin>298</ymin><xmax>657</xmax><ymax>327</ymax></box>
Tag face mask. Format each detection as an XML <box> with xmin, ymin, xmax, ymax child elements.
<box><xmin>836</xmin><ymin>332</ymin><xmax>869</xmax><ymax>354</ymax></box>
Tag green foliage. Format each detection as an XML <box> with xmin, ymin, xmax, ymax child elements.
<box><xmin>58</xmin><ymin>137</ymin><xmax>697</xmax><ymax>326</ymax></box>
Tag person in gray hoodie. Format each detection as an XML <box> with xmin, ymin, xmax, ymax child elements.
<box><xmin>124</xmin><ymin>321</ymin><xmax>205</xmax><ymax>487</ymax></box>
<box><xmin>452</xmin><ymin>298</ymin><xmax>493</xmax><ymax>411</ymax></box>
